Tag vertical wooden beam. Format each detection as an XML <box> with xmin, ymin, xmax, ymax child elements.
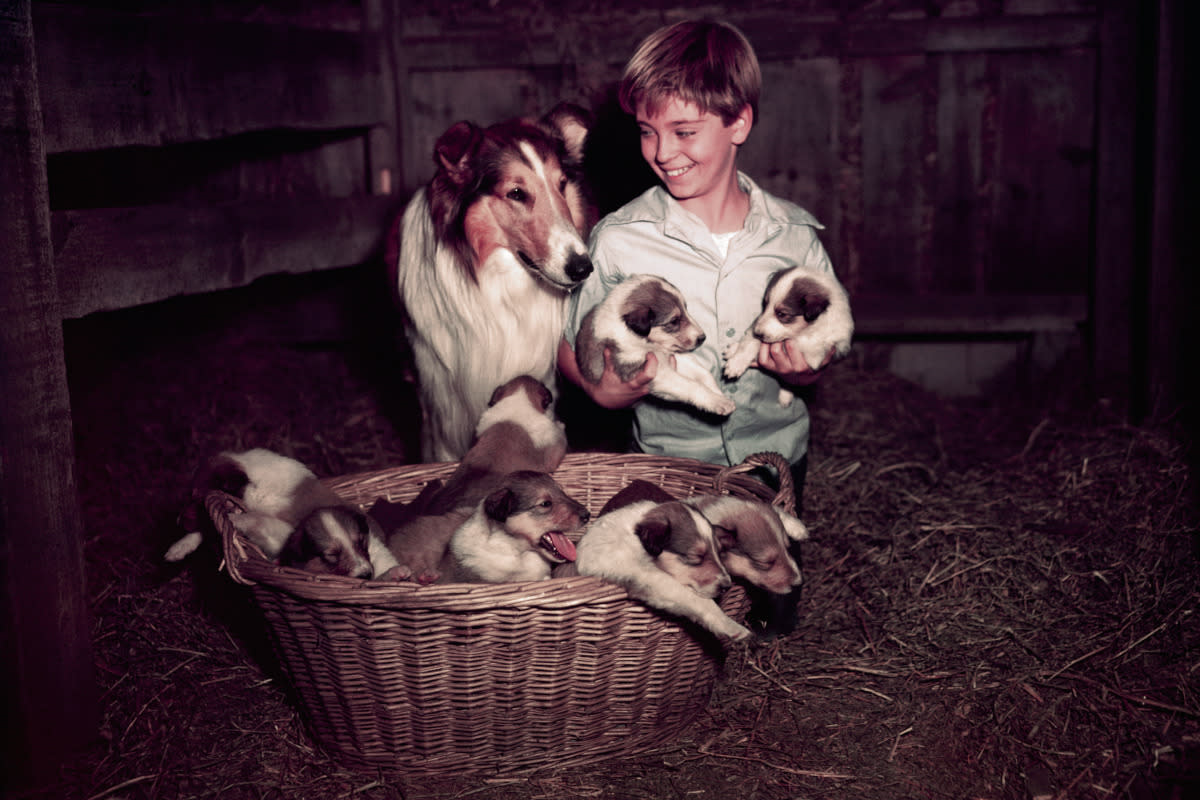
<box><xmin>1092</xmin><ymin>0</ymin><xmax>1148</xmax><ymax>415</ymax></box>
<box><xmin>0</xmin><ymin>1</ymin><xmax>98</xmax><ymax>791</ymax></box>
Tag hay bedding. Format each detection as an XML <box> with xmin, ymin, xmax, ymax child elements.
<box><xmin>27</xmin><ymin>281</ymin><xmax>1199</xmax><ymax>800</ymax></box>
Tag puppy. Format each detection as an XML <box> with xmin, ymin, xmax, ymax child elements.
<box><xmin>573</xmin><ymin>499</ymin><xmax>751</xmax><ymax>641</ymax></box>
<box><xmin>431</xmin><ymin>375</ymin><xmax>567</xmax><ymax>513</ymax></box>
<box><xmin>166</xmin><ymin>448</ymin><xmax>399</xmax><ymax>580</ymax></box>
<box><xmin>385</xmin><ymin>376</ymin><xmax>568</xmax><ymax>582</ymax></box>
<box><xmin>722</xmin><ymin>265</ymin><xmax>854</xmax><ymax>406</ymax></box>
<box><xmin>576</xmin><ymin>274</ymin><xmax>735</xmax><ymax>416</ymax></box>
<box><xmin>686</xmin><ymin>495</ymin><xmax>808</xmax><ymax>595</ymax></box>
<box><xmin>444</xmin><ymin>471</ymin><xmax>589</xmax><ymax>583</ymax></box>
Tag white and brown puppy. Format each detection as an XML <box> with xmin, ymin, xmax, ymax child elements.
<box><xmin>385</xmin><ymin>375</ymin><xmax>568</xmax><ymax>582</ymax></box>
<box><xmin>572</xmin><ymin>499</ymin><xmax>751</xmax><ymax>642</ymax></box>
<box><xmin>722</xmin><ymin>265</ymin><xmax>854</xmax><ymax>407</ymax></box>
<box><xmin>576</xmin><ymin>274</ymin><xmax>736</xmax><ymax>416</ymax></box>
<box><xmin>165</xmin><ymin>448</ymin><xmax>399</xmax><ymax>580</ymax></box>
<box><xmin>431</xmin><ymin>375</ymin><xmax>567</xmax><ymax>513</ymax></box>
<box><xmin>444</xmin><ymin>470</ymin><xmax>589</xmax><ymax>583</ymax></box>
<box><xmin>686</xmin><ymin>495</ymin><xmax>808</xmax><ymax>595</ymax></box>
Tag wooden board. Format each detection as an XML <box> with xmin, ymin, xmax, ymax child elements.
<box><xmin>53</xmin><ymin>195</ymin><xmax>402</xmax><ymax>319</ymax></box>
<box><xmin>34</xmin><ymin>5</ymin><xmax>381</xmax><ymax>153</ymax></box>
<box><xmin>0</xmin><ymin>2</ymin><xmax>97</xmax><ymax>788</ymax></box>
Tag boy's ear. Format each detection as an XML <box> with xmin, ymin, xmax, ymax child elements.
<box><xmin>731</xmin><ymin>104</ymin><xmax>753</xmax><ymax>145</ymax></box>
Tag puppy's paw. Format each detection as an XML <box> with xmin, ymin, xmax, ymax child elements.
<box><xmin>722</xmin><ymin>339</ymin><xmax>755</xmax><ymax>379</ymax></box>
<box><xmin>164</xmin><ymin>532</ymin><xmax>202</xmax><ymax>562</ymax></box>
<box><xmin>415</xmin><ymin>570</ymin><xmax>442</xmax><ymax>585</ymax></box>
<box><xmin>777</xmin><ymin>387</ymin><xmax>795</xmax><ymax>407</ymax></box>
<box><xmin>710</xmin><ymin>396</ymin><xmax>737</xmax><ymax>416</ymax></box>
<box><xmin>375</xmin><ymin>565</ymin><xmax>412</xmax><ymax>582</ymax></box>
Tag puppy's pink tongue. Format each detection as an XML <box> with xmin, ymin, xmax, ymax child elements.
<box><xmin>546</xmin><ymin>532</ymin><xmax>576</xmax><ymax>562</ymax></box>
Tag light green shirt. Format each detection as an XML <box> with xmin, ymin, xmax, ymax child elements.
<box><xmin>565</xmin><ymin>173</ymin><xmax>835</xmax><ymax>467</ymax></box>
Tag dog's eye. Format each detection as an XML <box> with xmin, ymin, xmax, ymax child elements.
<box><xmin>558</xmin><ymin>176</ymin><xmax>568</xmax><ymax>194</ymax></box>
<box><xmin>538</xmin><ymin>499</ymin><xmax>553</xmax><ymax>509</ymax></box>
<box><xmin>506</xmin><ymin>187</ymin><xmax>528</xmax><ymax>203</ymax></box>
<box><xmin>662</xmin><ymin>316</ymin><xmax>681</xmax><ymax>333</ymax></box>
<box><xmin>776</xmin><ymin>310</ymin><xmax>796</xmax><ymax>324</ymax></box>
<box><xmin>753</xmin><ymin>558</ymin><xmax>775</xmax><ymax>571</ymax></box>
<box><xmin>322</xmin><ymin>550</ymin><xmax>340</xmax><ymax>566</ymax></box>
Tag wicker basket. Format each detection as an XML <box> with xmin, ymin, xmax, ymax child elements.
<box><xmin>209</xmin><ymin>451</ymin><xmax>794</xmax><ymax>775</ymax></box>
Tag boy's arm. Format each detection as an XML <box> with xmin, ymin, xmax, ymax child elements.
<box><xmin>557</xmin><ymin>337</ymin><xmax>659</xmax><ymax>409</ymax></box>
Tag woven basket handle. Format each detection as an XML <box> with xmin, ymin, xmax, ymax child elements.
<box><xmin>714</xmin><ymin>451</ymin><xmax>796</xmax><ymax>515</ymax></box>
<box><xmin>204</xmin><ymin>491</ymin><xmax>260</xmax><ymax>587</ymax></box>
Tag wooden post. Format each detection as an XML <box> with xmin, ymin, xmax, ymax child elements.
<box><xmin>0</xmin><ymin>1</ymin><xmax>98</xmax><ymax>791</ymax></box>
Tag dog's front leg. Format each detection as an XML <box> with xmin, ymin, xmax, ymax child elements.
<box><xmin>652</xmin><ymin>362</ymin><xmax>736</xmax><ymax>416</ymax></box>
<box><xmin>627</xmin><ymin>572</ymin><xmax>751</xmax><ymax>641</ymax></box>
<box><xmin>721</xmin><ymin>334</ymin><xmax>759</xmax><ymax>380</ymax></box>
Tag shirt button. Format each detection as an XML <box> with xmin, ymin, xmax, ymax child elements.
<box><xmin>725</xmin><ymin>328</ymin><xmax>737</xmax><ymax>337</ymax></box>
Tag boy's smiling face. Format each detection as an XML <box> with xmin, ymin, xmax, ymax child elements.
<box><xmin>635</xmin><ymin>96</ymin><xmax>751</xmax><ymax>206</ymax></box>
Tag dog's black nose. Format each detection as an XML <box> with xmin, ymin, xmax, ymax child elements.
<box><xmin>696</xmin><ymin>332</ymin><xmax>706</xmax><ymax>347</ymax></box>
<box><xmin>565</xmin><ymin>253</ymin><xmax>593</xmax><ymax>282</ymax></box>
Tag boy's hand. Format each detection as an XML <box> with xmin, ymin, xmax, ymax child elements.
<box><xmin>557</xmin><ymin>337</ymin><xmax>658</xmax><ymax>410</ymax></box>
<box><xmin>755</xmin><ymin>340</ymin><xmax>834</xmax><ymax>387</ymax></box>
<box><xmin>588</xmin><ymin>348</ymin><xmax>658</xmax><ymax>409</ymax></box>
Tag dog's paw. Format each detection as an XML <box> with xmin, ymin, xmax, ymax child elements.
<box><xmin>164</xmin><ymin>532</ymin><xmax>203</xmax><ymax>562</ymax></box>
<box><xmin>723</xmin><ymin>622</ymin><xmax>754</xmax><ymax>643</ymax></box>
<box><xmin>777</xmin><ymin>387</ymin><xmax>795</xmax><ymax>407</ymax></box>
<box><xmin>375</xmin><ymin>565</ymin><xmax>412</xmax><ymax>582</ymax></box>
<box><xmin>722</xmin><ymin>339</ymin><xmax>755</xmax><ymax>379</ymax></box>
<box><xmin>709</xmin><ymin>396</ymin><xmax>737</xmax><ymax>416</ymax></box>
<box><xmin>415</xmin><ymin>570</ymin><xmax>442</xmax><ymax>585</ymax></box>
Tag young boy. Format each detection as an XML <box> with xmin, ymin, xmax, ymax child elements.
<box><xmin>557</xmin><ymin>19</ymin><xmax>839</xmax><ymax>636</ymax></box>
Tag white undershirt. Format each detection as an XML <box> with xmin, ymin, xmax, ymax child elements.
<box><xmin>711</xmin><ymin>230</ymin><xmax>737</xmax><ymax>258</ymax></box>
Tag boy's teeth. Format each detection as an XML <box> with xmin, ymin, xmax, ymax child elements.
<box><xmin>666</xmin><ymin>166</ymin><xmax>689</xmax><ymax>177</ymax></box>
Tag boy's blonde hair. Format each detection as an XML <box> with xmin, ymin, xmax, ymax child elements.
<box><xmin>618</xmin><ymin>19</ymin><xmax>761</xmax><ymax>126</ymax></box>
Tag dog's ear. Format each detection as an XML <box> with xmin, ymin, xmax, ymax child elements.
<box><xmin>483</xmin><ymin>487</ymin><xmax>519</xmax><ymax>521</ymax></box>
<box><xmin>776</xmin><ymin>509</ymin><xmax>810</xmax><ymax>541</ymax></box>
<box><xmin>622</xmin><ymin>305</ymin><xmax>657</xmax><ymax>337</ymax></box>
<box><xmin>434</xmin><ymin>121</ymin><xmax>483</xmax><ymax>187</ymax></box>
<box><xmin>711</xmin><ymin>523</ymin><xmax>737</xmax><ymax>554</ymax></box>
<box><xmin>634</xmin><ymin>516</ymin><xmax>672</xmax><ymax>557</ymax></box>
<box><xmin>541</xmin><ymin>102</ymin><xmax>592</xmax><ymax>164</ymax></box>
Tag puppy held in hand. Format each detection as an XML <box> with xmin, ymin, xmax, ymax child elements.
<box><xmin>445</xmin><ymin>471</ymin><xmax>590</xmax><ymax>583</ymax></box>
<box><xmin>687</xmin><ymin>495</ymin><xmax>808</xmax><ymax>595</ymax></box>
<box><xmin>576</xmin><ymin>274</ymin><xmax>735</xmax><ymax>416</ymax></box>
<box><xmin>165</xmin><ymin>448</ymin><xmax>399</xmax><ymax>580</ymax></box>
<box><xmin>386</xmin><ymin>375</ymin><xmax>569</xmax><ymax>583</ymax></box>
<box><xmin>573</xmin><ymin>499</ymin><xmax>751</xmax><ymax>642</ymax></box>
<box><xmin>723</xmin><ymin>265</ymin><xmax>854</xmax><ymax>406</ymax></box>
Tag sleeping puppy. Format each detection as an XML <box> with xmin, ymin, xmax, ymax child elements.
<box><xmin>686</xmin><ymin>495</ymin><xmax>808</xmax><ymax>595</ymax></box>
<box><xmin>385</xmin><ymin>375</ymin><xmax>569</xmax><ymax>582</ymax></box>
<box><xmin>165</xmin><ymin>448</ymin><xmax>399</xmax><ymax>580</ymax></box>
<box><xmin>722</xmin><ymin>265</ymin><xmax>854</xmax><ymax>407</ymax></box>
<box><xmin>576</xmin><ymin>274</ymin><xmax>736</xmax><ymax>416</ymax></box>
<box><xmin>572</xmin><ymin>499</ymin><xmax>751</xmax><ymax>642</ymax></box>
<box><xmin>444</xmin><ymin>470</ymin><xmax>589</xmax><ymax>583</ymax></box>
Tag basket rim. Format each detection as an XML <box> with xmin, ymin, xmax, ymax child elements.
<box><xmin>210</xmin><ymin>450</ymin><xmax>792</xmax><ymax>609</ymax></box>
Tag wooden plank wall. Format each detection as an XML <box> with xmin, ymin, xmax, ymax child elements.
<box><xmin>384</xmin><ymin>2</ymin><xmax>1098</xmax><ymax>335</ymax></box>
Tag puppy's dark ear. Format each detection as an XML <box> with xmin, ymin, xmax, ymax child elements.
<box><xmin>634</xmin><ymin>517</ymin><xmax>672</xmax><ymax>557</ymax></box>
<box><xmin>623</xmin><ymin>306</ymin><xmax>656</xmax><ymax>337</ymax></box>
<box><xmin>712</xmin><ymin>524</ymin><xmax>737</xmax><ymax>553</ymax></box>
<box><xmin>483</xmin><ymin>487</ymin><xmax>519</xmax><ymax>521</ymax></box>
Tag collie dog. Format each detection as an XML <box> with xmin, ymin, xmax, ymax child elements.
<box><xmin>575</xmin><ymin>274</ymin><xmax>736</xmax><ymax>416</ymax></box>
<box><xmin>393</xmin><ymin>104</ymin><xmax>595</xmax><ymax>461</ymax></box>
<box><xmin>166</xmin><ymin>448</ymin><xmax>399</xmax><ymax>579</ymax></box>
<box><xmin>722</xmin><ymin>265</ymin><xmax>854</xmax><ymax>407</ymax></box>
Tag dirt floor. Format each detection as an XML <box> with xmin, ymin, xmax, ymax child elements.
<box><xmin>18</xmin><ymin>267</ymin><xmax>1200</xmax><ymax>800</ymax></box>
